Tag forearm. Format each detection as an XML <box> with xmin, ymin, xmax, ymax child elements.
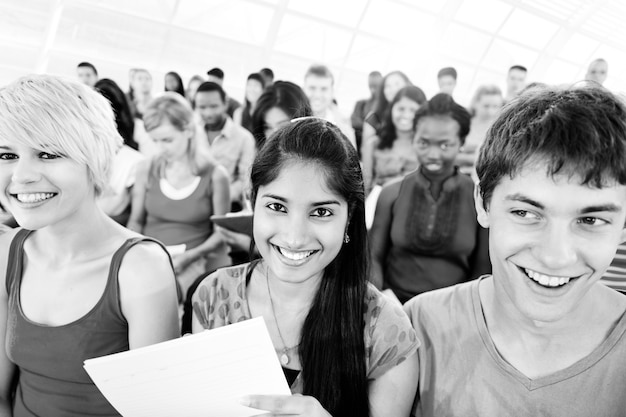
<box><xmin>184</xmin><ymin>232</ymin><xmax>224</xmax><ymax>261</ymax></box>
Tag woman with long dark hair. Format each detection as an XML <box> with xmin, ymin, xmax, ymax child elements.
<box><xmin>192</xmin><ymin>118</ymin><xmax>418</xmax><ymax>416</ymax></box>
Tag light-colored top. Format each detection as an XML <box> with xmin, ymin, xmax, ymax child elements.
<box><xmin>98</xmin><ymin>145</ymin><xmax>145</xmax><ymax>217</ymax></box>
<box><xmin>200</xmin><ymin>117</ymin><xmax>255</xmax><ymax>203</ymax></box>
<box><xmin>192</xmin><ymin>262</ymin><xmax>419</xmax><ymax>392</ymax></box>
<box><xmin>404</xmin><ymin>278</ymin><xmax>626</xmax><ymax>417</ymax></box>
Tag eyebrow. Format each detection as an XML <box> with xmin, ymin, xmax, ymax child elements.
<box><xmin>505</xmin><ymin>193</ymin><xmax>622</xmax><ymax>213</ymax></box>
<box><xmin>261</xmin><ymin>193</ymin><xmax>341</xmax><ymax>206</ymax></box>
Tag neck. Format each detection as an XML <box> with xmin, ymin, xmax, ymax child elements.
<box><xmin>34</xmin><ymin>203</ymin><xmax>114</xmax><ymax>262</ymax></box>
<box><xmin>396</xmin><ymin>129</ymin><xmax>413</xmax><ymax>141</ymax></box>
<box><xmin>264</xmin><ymin>262</ymin><xmax>319</xmax><ymax>311</ymax></box>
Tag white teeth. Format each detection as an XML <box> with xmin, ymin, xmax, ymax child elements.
<box><xmin>524</xmin><ymin>268</ymin><xmax>571</xmax><ymax>288</ymax></box>
<box><xmin>16</xmin><ymin>193</ymin><xmax>55</xmax><ymax>203</ymax></box>
<box><xmin>278</xmin><ymin>247</ymin><xmax>314</xmax><ymax>261</ymax></box>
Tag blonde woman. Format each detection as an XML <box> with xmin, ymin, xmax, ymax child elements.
<box><xmin>127</xmin><ymin>93</ymin><xmax>231</xmax><ymax>300</ymax></box>
<box><xmin>0</xmin><ymin>75</ymin><xmax>179</xmax><ymax>416</ymax></box>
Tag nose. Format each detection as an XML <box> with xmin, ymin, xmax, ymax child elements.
<box><xmin>533</xmin><ymin>222</ymin><xmax>578</xmax><ymax>271</ymax></box>
<box><xmin>283</xmin><ymin>214</ymin><xmax>308</xmax><ymax>248</ymax></box>
<box><xmin>426</xmin><ymin>145</ymin><xmax>442</xmax><ymax>160</ymax></box>
<box><xmin>11</xmin><ymin>157</ymin><xmax>40</xmax><ymax>184</ymax></box>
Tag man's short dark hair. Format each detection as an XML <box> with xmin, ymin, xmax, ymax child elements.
<box><xmin>260</xmin><ymin>68</ymin><xmax>274</xmax><ymax>80</ymax></box>
<box><xmin>437</xmin><ymin>67</ymin><xmax>457</xmax><ymax>80</ymax></box>
<box><xmin>476</xmin><ymin>85</ymin><xmax>626</xmax><ymax>209</ymax></box>
<box><xmin>195</xmin><ymin>81</ymin><xmax>226</xmax><ymax>103</ymax></box>
<box><xmin>305</xmin><ymin>64</ymin><xmax>334</xmax><ymax>84</ymax></box>
<box><xmin>508</xmin><ymin>65</ymin><xmax>527</xmax><ymax>73</ymax></box>
<box><xmin>206</xmin><ymin>67</ymin><xmax>224</xmax><ymax>80</ymax></box>
<box><xmin>77</xmin><ymin>62</ymin><xmax>98</xmax><ymax>75</ymax></box>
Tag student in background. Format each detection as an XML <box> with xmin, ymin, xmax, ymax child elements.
<box><xmin>370</xmin><ymin>94</ymin><xmax>490</xmax><ymax>304</ymax></box>
<box><xmin>233</xmin><ymin>72</ymin><xmax>266</xmax><ymax>134</ymax></box>
<box><xmin>76</xmin><ymin>61</ymin><xmax>98</xmax><ymax>88</ymax></box>
<box><xmin>251</xmin><ymin>81</ymin><xmax>312</xmax><ymax>149</ymax></box>
<box><xmin>127</xmin><ymin>93</ymin><xmax>231</xmax><ymax>300</ymax></box>
<box><xmin>164</xmin><ymin>71</ymin><xmax>185</xmax><ymax>97</ymax></box>
<box><xmin>504</xmin><ymin>65</ymin><xmax>527</xmax><ymax>103</ymax></box>
<box><xmin>192</xmin><ymin>118</ymin><xmax>418</xmax><ymax>417</ymax></box>
<box><xmin>437</xmin><ymin>67</ymin><xmax>457</xmax><ymax>96</ymax></box>
<box><xmin>0</xmin><ymin>75</ymin><xmax>179</xmax><ymax>416</ymax></box>
<box><xmin>351</xmin><ymin>71</ymin><xmax>382</xmax><ymax>156</ymax></box>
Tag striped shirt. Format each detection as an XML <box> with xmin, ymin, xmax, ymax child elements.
<box><xmin>601</xmin><ymin>243</ymin><xmax>626</xmax><ymax>293</ymax></box>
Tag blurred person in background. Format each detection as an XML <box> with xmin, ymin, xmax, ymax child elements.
<box><xmin>362</xmin><ymin>71</ymin><xmax>412</xmax><ymax>144</ymax></box>
<box><xmin>127</xmin><ymin>93</ymin><xmax>231</xmax><ymax>301</ymax></box>
<box><xmin>233</xmin><ymin>72</ymin><xmax>265</xmax><ymax>133</ymax></box>
<box><xmin>206</xmin><ymin>67</ymin><xmax>241</xmax><ymax>118</ymax></box>
<box><xmin>456</xmin><ymin>85</ymin><xmax>504</xmax><ymax>176</ymax></box>
<box><xmin>164</xmin><ymin>71</ymin><xmax>185</xmax><ymax>97</ymax></box>
<box><xmin>76</xmin><ymin>61</ymin><xmax>98</xmax><ymax>88</ymax></box>
<box><xmin>437</xmin><ymin>67</ymin><xmax>457</xmax><ymax>96</ymax></box>
<box><xmin>351</xmin><ymin>71</ymin><xmax>382</xmax><ymax>156</ymax></box>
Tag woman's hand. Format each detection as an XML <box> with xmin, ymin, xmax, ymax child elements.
<box><xmin>240</xmin><ymin>394</ymin><xmax>332</xmax><ymax>417</ymax></box>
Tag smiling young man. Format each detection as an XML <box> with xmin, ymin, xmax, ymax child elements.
<box><xmin>404</xmin><ymin>85</ymin><xmax>626</xmax><ymax>416</ymax></box>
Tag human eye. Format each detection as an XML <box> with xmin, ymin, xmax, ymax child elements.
<box><xmin>39</xmin><ymin>151</ymin><xmax>62</xmax><ymax>160</ymax></box>
<box><xmin>415</xmin><ymin>139</ymin><xmax>428</xmax><ymax>149</ymax></box>
<box><xmin>311</xmin><ymin>207</ymin><xmax>333</xmax><ymax>218</ymax></box>
<box><xmin>266</xmin><ymin>202</ymin><xmax>286</xmax><ymax>213</ymax></box>
<box><xmin>511</xmin><ymin>209</ymin><xmax>539</xmax><ymax>220</ymax></box>
<box><xmin>578</xmin><ymin>216</ymin><xmax>609</xmax><ymax>227</ymax></box>
<box><xmin>0</xmin><ymin>152</ymin><xmax>17</xmax><ymax>160</ymax></box>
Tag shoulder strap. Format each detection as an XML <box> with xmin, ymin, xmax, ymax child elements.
<box><xmin>5</xmin><ymin>229</ymin><xmax>32</xmax><ymax>295</ymax></box>
<box><xmin>108</xmin><ymin>236</ymin><xmax>178</xmax><ymax>309</ymax></box>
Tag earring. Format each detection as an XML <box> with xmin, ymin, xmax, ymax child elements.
<box><xmin>343</xmin><ymin>233</ymin><xmax>350</xmax><ymax>244</ymax></box>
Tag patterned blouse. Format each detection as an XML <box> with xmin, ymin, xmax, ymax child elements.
<box><xmin>192</xmin><ymin>262</ymin><xmax>419</xmax><ymax>392</ymax></box>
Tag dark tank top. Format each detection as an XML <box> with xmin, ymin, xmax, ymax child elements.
<box><xmin>5</xmin><ymin>229</ymin><xmax>163</xmax><ymax>417</ymax></box>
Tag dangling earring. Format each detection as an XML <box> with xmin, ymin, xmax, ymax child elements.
<box><xmin>343</xmin><ymin>233</ymin><xmax>350</xmax><ymax>244</ymax></box>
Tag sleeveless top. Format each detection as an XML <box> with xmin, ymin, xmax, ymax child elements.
<box><xmin>5</xmin><ymin>229</ymin><xmax>163</xmax><ymax>417</ymax></box>
<box><xmin>385</xmin><ymin>168</ymin><xmax>484</xmax><ymax>302</ymax></box>
<box><xmin>143</xmin><ymin>165</ymin><xmax>215</xmax><ymax>250</ymax></box>
<box><xmin>192</xmin><ymin>262</ymin><xmax>419</xmax><ymax>393</ymax></box>
<box><xmin>404</xmin><ymin>278</ymin><xmax>626</xmax><ymax>417</ymax></box>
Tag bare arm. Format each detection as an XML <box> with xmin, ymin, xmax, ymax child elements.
<box><xmin>125</xmin><ymin>159</ymin><xmax>150</xmax><ymax>233</ymax></box>
<box><xmin>369</xmin><ymin>352</ymin><xmax>419</xmax><ymax>417</ymax></box>
<box><xmin>233</xmin><ymin>107</ymin><xmax>243</xmax><ymax>126</ymax></box>
<box><xmin>119</xmin><ymin>241</ymin><xmax>180</xmax><ymax>346</ymax></box>
<box><xmin>362</xmin><ymin>122</ymin><xmax>377</xmax><ymax>147</ymax></box>
<box><xmin>369</xmin><ymin>182</ymin><xmax>400</xmax><ymax>289</ymax></box>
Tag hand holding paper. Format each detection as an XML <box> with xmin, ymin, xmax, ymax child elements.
<box><xmin>84</xmin><ymin>317</ymin><xmax>290</xmax><ymax>417</ymax></box>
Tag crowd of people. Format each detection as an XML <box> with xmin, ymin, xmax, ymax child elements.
<box><xmin>0</xmin><ymin>54</ymin><xmax>624</xmax><ymax>416</ymax></box>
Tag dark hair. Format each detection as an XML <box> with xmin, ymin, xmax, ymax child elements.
<box><xmin>250</xmin><ymin>118</ymin><xmax>368</xmax><ymax>417</ymax></box>
<box><xmin>164</xmin><ymin>71</ymin><xmax>185</xmax><ymax>97</ymax></box>
<box><xmin>378</xmin><ymin>86</ymin><xmax>427</xmax><ymax>149</ymax></box>
<box><xmin>241</xmin><ymin>73</ymin><xmax>266</xmax><ymax>129</ymax></box>
<box><xmin>476</xmin><ymin>85</ymin><xmax>626</xmax><ymax>209</ymax></box>
<box><xmin>509</xmin><ymin>65</ymin><xmax>527</xmax><ymax>73</ymax></box>
<box><xmin>207</xmin><ymin>67</ymin><xmax>224</xmax><ymax>79</ymax></box>
<box><xmin>195</xmin><ymin>81</ymin><xmax>226</xmax><ymax>103</ymax></box>
<box><xmin>369</xmin><ymin>70</ymin><xmax>382</xmax><ymax>78</ymax></box>
<box><xmin>94</xmin><ymin>78</ymin><xmax>137</xmax><ymax>150</ymax></box>
<box><xmin>260</xmin><ymin>67</ymin><xmax>274</xmax><ymax>80</ymax></box>
<box><xmin>414</xmin><ymin>93</ymin><xmax>470</xmax><ymax>145</ymax></box>
<box><xmin>251</xmin><ymin>81</ymin><xmax>312</xmax><ymax>149</ymax></box>
<box><xmin>370</xmin><ymin>71</ymin><xmax>412</xmax><ymax>133</ymax></box>
<box><xmin>437</xmin><ymin>67</ymin><xmax>457</xmax><ymax>80</ymax></box>
<box><xmin>77</xmin><ymin>61</ymin><xmax>98</xmax><ymax>75</ymax></box>
<box><xmin>305</xmin><ymin>64</ymin><xmax>334</xmax><ymax>84</ymax></box>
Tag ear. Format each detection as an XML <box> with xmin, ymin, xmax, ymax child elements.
<box><xmin>474</xmin><ymin>183</ymin><xmax>490</xmax><ymax>228</ymax></box>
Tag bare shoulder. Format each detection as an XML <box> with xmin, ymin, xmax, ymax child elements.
<box><xmin>117</xmin><ymin>239</ymin><xmax>174</xmax><ymax>291</ymax></box>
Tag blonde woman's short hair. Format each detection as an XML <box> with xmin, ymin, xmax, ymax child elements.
<box><xmin>0</xmin><ymin>74</ymin><xmax>123</xmax><ymax>196</ymax></box>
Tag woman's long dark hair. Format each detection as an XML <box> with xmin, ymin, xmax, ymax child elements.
<box><xmin>164</xmin><ymin>71</ymin><xmax>185</xmax><ymax>97</ymax></box>
<box><xmin>250</xmin><ymin>81</ymin><xmax>312</xmax><ymax>150</ymax></box>
<box><xmin>250</xmin><ymin>118</ymin><xmax>369</xmax><ymax>416</ymax></box>
<box><xmin>369</xmin><ymin>70</ymin><xmax>412</xmax><ymax>133</ymax></box>
<box><xmin>378</xmin><ymin>85</ymin><xmax>426</xmax><ymax>150</ymax></box>
<box><xmin>95</xmin><ymin>78</ymin><xmax>138</xmax><ymax>150</ymax></box>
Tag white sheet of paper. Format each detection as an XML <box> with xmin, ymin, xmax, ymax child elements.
<box><xmin>84</xmin><ymin>317</ymin><xmax>291</xmax><ymax>417</ymax></box>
